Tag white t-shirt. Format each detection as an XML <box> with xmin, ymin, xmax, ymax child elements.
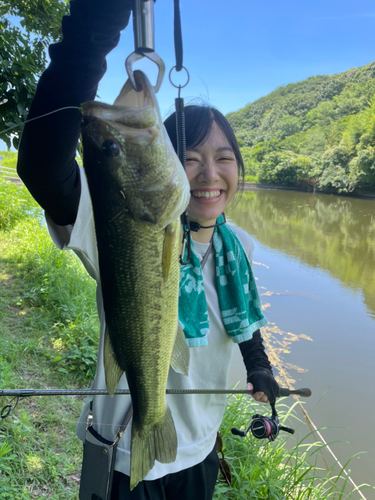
<box><xmin>46</xmin><ymin>167</ymin><xmax>254</xmax><ymax>480</ymax></box>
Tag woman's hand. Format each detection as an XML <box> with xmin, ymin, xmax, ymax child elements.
<box><xmin>246</xmin><ymin>370</ymin><xmax>279</xmax><ymax>404</ymax></box>
<box><xmin>246</xmin><ymin>382</ymin><xmax>270</xmax><ymax>403</ymax></box>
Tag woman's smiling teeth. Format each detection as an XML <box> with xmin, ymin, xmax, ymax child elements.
<box><xmin>192</xmin><ymin>190</ymin><xmax>221</xmax><ymax>199</ymax></box>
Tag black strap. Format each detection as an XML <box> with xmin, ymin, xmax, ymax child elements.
<box><xmin>88</xmin><ymin>400</ymin><xmax>133</xmax><ymax>441</ymax></box>
<box><xmin>119</xmin><ymin>405</ymin><xmax>133</xmax><ymax>432</ymax></box>
<box><xmin>173</xmin><ymin>0</ymin><xmax>183</xmax><ymax>71</ymax></box>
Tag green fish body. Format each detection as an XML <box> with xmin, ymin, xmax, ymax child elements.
<box><xmin>81</xmin><ymin>71</ymin><xmax>190</xmax><ymax>490</ymax></box>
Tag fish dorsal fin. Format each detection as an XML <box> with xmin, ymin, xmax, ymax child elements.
<box><xmin>104</xmin><ymin>327</ymin><xmax>124</xmax><ymax>396</ymax></box>
<box><xmin>170</xmin><ymin>322</ymin><xmax>190</xmax><ymax>376</ymax></box>
<box><xmin>162</xmin><ymin>221</ymin><xmax>177</xmax><ymax>281</ymax></box>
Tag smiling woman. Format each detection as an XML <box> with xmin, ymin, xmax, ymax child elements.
<box><xmin>164</xmin><ymin>105</ymin><xmax>245</xmax><ymax>243</ymax></box>
<box><xmin>185</xmin><ymin>126</ymin><xmax>238</xmax><ymax>234</ymax></box>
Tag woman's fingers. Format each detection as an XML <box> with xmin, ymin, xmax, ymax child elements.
<box><xmin>246</xmin><ymin>383</ymin><xmax>269</xmax><ymax>403</ymax></box>
<box><xmin>252</xmin><ymin>391</ymin><xmax>269</xmax><ymax>403</ymax></box>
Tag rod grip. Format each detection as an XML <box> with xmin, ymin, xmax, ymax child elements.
<box><xmin>278</xmin><ymin>387</ymin><xmax>312</xmax><ymax>398</ymax></box>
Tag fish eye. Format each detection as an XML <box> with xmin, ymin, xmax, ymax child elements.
<box><xmin>102</xmin><ymin>140</ymin><xmax>120</xmax><ymax>157</ymax></box>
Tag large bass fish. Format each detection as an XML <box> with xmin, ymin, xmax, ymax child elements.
<box><xmin>80</xmin><ymin>70</ymin><xmax>190</xmax><ymax>490</ymax></box>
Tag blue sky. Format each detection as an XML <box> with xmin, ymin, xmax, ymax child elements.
<box><xmin>2</xmin><ymin>0</ymin><xmax>375</xmax><ymax>151</ymax></box>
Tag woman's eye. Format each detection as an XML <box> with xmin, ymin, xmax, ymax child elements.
<box><xmin>218</xmin><ymin>157</ymin><xmax>234</xmax><ymax>162</ymax></box>
<box><xmin>186</xmin><ymin>158</ymin><xmax>199</xmax><ymax>162</ymax></box>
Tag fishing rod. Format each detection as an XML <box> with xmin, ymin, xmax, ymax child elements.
<box><xmin>0</xmin><ymin>387</ymin><xmax>311</xmax><ymax>398</ymax></box>
<box><xmin>0</xmin><ymin>387</ymin><xmax>311</xmax><ymax>419</ymax></box>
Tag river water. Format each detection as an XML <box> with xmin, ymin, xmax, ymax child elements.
<box><xmin>227</xmin><ymin>188</ymin><xmax>375</xmax><ymax>498</ymax></box>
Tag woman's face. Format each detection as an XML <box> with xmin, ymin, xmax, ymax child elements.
<box><xmin>185</xmin><ymin>122</ymin><xmax>238</xmax><ymax>227</ymax></box>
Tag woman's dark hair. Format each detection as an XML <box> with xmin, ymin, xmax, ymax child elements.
<box><xmin>163</xmin><ymin>105</ymin><xmax>245</xmax><ymax>190</ymax></box>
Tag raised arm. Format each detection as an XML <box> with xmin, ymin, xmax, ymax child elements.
<box><xmin>17</xmin><ymin>0</ymin><xmax>132</xmax><ymax>225</ymax></box>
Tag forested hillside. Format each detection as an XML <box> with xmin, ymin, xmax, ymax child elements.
<box><xmin>227</xmin><ymin>62</ymin><xmax>375</xmax><ymax>193</ymax></box>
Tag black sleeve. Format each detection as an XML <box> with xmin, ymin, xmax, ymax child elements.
<box><xmin>239</xmin><ymin>330</ymin><xmax>279</xmax><ymax>404</ymax></box>
<box><xmin>17</xmin><ymin>0</ymin><xmax>132</xmax><ymax>226</ymax></box>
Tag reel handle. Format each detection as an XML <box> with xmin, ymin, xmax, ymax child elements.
<box><xmin>279</xmin><ymin>425</ymin><xmax>295</xmax><ymax>435</ymax></box>
<box><xmin>231</xmin><ymin>427</ymin><xmax>247</xmax><ymax>437</ymax></box>
<box><xmin>278</xmin><ymin>387</ymin><xmax>311</xmax><ymax>398</ymax></box>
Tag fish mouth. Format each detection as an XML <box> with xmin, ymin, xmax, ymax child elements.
<box><xmin>113</xmin><ymin>70</ymin><xmax>154</xmax><ymax>108</ymax></box>
<box><xmin>81</xmin><ymin>71</ymin><xmax>160</xmax><ymax>145</ymax></box>
<box><xmin>81</xmin><ymin>70</ymin><xmax>191</xmax><ymax>229</ymax></box>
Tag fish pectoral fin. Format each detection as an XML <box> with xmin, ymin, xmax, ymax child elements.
<box><xmin>104</xmin><ymin>327</ymin><xmax>124</xmax><ymax>396</ymax></box>
<box><xmin>162</xmin><ymin>221</ymin><xmax>177</xmax><ymax>281</ymax></box>
<box><xmin>130</xmin><ymin>407</ymin><xmax>177</xmax><ymax>491</ymax></box>
<box><xmin>170</xmin><ymin>322</ymin><xmax>190</xmax><ymax>376</ymax></box>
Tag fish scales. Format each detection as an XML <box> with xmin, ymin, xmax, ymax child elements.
<box><xmin>101</xmin><ymin>217</ymin><xmax>181</xmax><ymax>420</ymax></box>
<box><xmin>80</xmin><ymin>71</ymin><xmax>190</xmax><ymax>490</ymax></box>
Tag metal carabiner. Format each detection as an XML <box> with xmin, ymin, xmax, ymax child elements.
<box><xmin>126</xmin><ymin>0</ymin><xmax>165</xmax><ymax>93</ymax></box>
<box><xmin>179</xmin><ymin>212</ymin><xmax>191</xmax><ymax>265</ymax></box>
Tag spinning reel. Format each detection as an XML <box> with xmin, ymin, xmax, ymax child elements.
<box><xmin>231</xmin><ymin>387</ymin><xmax>311</xmax><ymax>444</ymax></box>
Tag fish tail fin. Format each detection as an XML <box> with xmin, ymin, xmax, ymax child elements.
<box><xmin>130</xmin><ymin>407</ymin><xmax>177</xmax><ymax>491</ymax></box>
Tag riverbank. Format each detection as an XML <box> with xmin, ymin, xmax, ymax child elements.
<box><xmin>243</xmin><ymin>182</ymin><xmax>375</xmax><ymax>200</ymax></box>
<box><xmin>1</xmin><ymin>230</ymin><xmax>370</xmax><ymax>499</ymax></box>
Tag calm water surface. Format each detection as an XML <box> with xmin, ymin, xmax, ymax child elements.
<box><xmin>227</xmin><ymin>189</ymin><xmax>375</xmax><ymax>498</ymax></box>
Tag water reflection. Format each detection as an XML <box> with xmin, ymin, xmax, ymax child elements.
<box><xmin>229</xmin><ymin>190</ymin><xmax>375</xmax><ymax>319</ymax></box>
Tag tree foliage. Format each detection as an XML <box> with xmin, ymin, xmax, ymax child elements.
<box><xmin>227</xmin><ymin>62</ymin><xmax>375</xmax><ymax>193</ymax></box>
<box><xmin>0</xmin><ymin>0</ymin><xmax>69</xmax><ymax>149</ymax></box>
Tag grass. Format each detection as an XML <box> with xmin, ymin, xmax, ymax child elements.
<box><xmin>0</xmin><ymin>177</ymin><xmax>97</xmax><ymax>499</ymax></box>
<box><xmin>0</xmin><ymin>150</ymin><xmax>17</xmax><ymax>169</ymax></box>
<box><xmin>214</xmin><ymin>397</ymin><xmax>373</xmax><ymax>499</ymax></box>
<box><xmin>0</xmin><ymin>176</ymin><xmax>374</xmax><ymax>499</ymax></box>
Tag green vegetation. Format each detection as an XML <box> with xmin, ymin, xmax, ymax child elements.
<box><xmin>0</xmin><ymin>150</ymin><xmax>17</xmax><ymax>170</ymax></box>
<box><xmin>214</xmin><ymin>396</ymin><xmax>373</xmax><ymax>499</ymax></box>
<box><xmin>1</xmin><ymin>178</ymin><xmax>373</xmax><ymax>498</ymax></box>
<box><xmin>0</xmin><ymin>176</ymin><xmax>98</xmax><ymax>498</ymax></box>
<box><xmin>244</xmin><ymin>174</ymin><xmax>259</xmax><ymax>183</ymax></box>
<box><xmin>228</xmin><ymin>62</ymin><xmax>375</xmax><ymax>194</ymax></box>
<box><xmin>0</xmin><ymin>0</ymin><xmax>68</xmax><ymax>149</ymax></box>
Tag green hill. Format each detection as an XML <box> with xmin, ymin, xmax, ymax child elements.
<box><xmin>227</xmin><ymin>62</ymin><xmax>375</xmax><ymax>193</ymax></box>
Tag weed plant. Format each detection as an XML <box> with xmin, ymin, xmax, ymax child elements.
<box><xmin>1</xmin><ymin>178</ymin><xmax>98</xmax><ymax>497</ymax></box>
<box><xmin>0</xmin><ymin>151</ymin><xmax>17</xmax><ymax>170</ymax></box>
<box><xmin>1</xmin><ymin>179</ymin><xmax>374</xmax><ymax>498</ymax></box>
<box><xmin>0</xmin><ymin>176</ymin><xmax>41</xmax><ymax>231</ymax></box>
<box><xmin>215</xmin><ymin>396</ymin><xmax>373</xmax><ymax>499</ymax></box>
<box><xmin>1</xmin><ymin>177</ymin><xmax>99</xmax><ymax>378</ymax></box>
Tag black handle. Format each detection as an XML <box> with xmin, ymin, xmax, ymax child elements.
<box><xmin>279</xmin><ymin>425</ymin><xmax>295</xmax><ymax>435</ymax></box>
<box><xmin>231</xmin><ymin>427</ymin><xmax>246</xmax><ymax>437</ymax></box>
<box><xmin>278</xmin><ymin>387</ymin><xmax>311</xmax><ymax>398</ymax></box>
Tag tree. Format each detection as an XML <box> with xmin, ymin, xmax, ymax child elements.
<box><xmin>318</xmin><ymin>146</ymin><xmax>357</xmax><ymax>193</ymax></box>
<box><xmin>275</xmin><ymin>115</ymin><xmax>301</xmax><ymax>140</ymax></box>
<box><xmin>349</xmin><ymin>147</ymin><xmax>375</xmax><ymax>187</ymax></box>
<box><xmin>0</xmin><ymin>0</ymin><xmax>69</xmax><ymax>150</ymax></box>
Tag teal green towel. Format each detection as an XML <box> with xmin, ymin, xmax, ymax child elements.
<box><xmin>179</xmin><ymin>216</ymin><xmax>268</xmax><ymax>346</ymax></box>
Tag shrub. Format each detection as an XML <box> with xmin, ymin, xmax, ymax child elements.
<box><xmin>0</xmin><ymin>176</ymin><xmax>41</xmax><ymax>231</ymax></box>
